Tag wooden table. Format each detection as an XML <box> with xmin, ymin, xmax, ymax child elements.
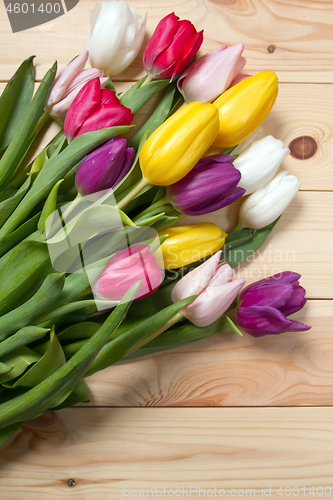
<box><xmin>1</xmin><ymin>0</ymin><xmax>333</xmax><ymax>497</ymax></box>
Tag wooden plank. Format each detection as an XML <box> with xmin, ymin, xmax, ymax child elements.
<box><xmin>1</xmin><ymin>406</ymin><xmax>333</xmax><ymax>498</ymax></box>
<box><xmin>81</xmin><ymin>300</ymin><xmax>333</xmax><ymax>407</ymax></box>
<box><xmin>0</xmin><ymin>0</ymin><xmax>333</xmax><ymax>82</ymax></box>
<box><xmin>2</xmin><ymin>81</ymin><xmax>331</xmax><ymax>190</ymax></box>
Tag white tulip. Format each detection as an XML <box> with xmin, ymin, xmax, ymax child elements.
<box><xmin>239</xmin><ymin>170</ymin><xmax>301</xmax><ymax>229</ymax></box>
<box><xmin>234</xmin><ymin>135</ymin><xmax>290</xmax><ymax>195</ymax></box>
<box><xmin>87</xmin><ymin>0</ymin><xmax>147</xmax><ymax>77</ymax></box>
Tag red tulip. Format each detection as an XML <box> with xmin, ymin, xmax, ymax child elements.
<box><xmin>64</xmin><ymin>78</ymin><xmax>134</xmax><ymax>141</ymax></box>
<box><xmin>143</xmin><ymin>12</ymin><xmax>203</xmax><ymax>80</ymax></box>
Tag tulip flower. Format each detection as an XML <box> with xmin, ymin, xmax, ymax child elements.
<box><xmin>229</xmin><ymin>73</ymin><xmax>250</xmax><ymax>88</ymax></box>
<box><xmin>93</xmin><ymin>244</ymin><xmax>163</xmax><ymax>301</ymax></box>
<box><xmin>177</xmin><ymin>43</ymin><xmax>246</xmax><ymax>103</ymax></box>
<box><xmin>158</xmin><ymin>223</ymin><xmax>227</xmax><ymax>269</ymax></box>
<box><xmin>167</xmin><ymin>154</ymin><xmax>245</xmax><ymax>215</ymax></box>
<box><xmin>143</xmin><ymin>12</ymin><xmax>203</xmax><ymax>80</ymax></box>
<box><xmin>236</xmin><ymin>271</ymin><xmax>311</xmax><ymax>337</ymax></box>
<box><xmin>87</xmin><ymin>0</ymin><xmax>147</xmax><ymax>77</ymax></box>
<box><xmin>234</xmin><ymin>135</ymin><xmax>290</xmax><ymax>195</ymax></box>
<box><xmin>64</xmin><ymin>78</ymin><xmax>134</xmax><ymax>142</ymax></box>
<box><xmin>139</xmin><ymin>101</ymin><xmax>219</xmax><ymax>186</ymax></box>
<box><xmin>45</xmin><ymin>51</ymin><xmax>109</xmax><ymax>122</ymax></box>
<box><xmin>75</xmin><ymin>138</ymin><xmax>134</xmax><ymax>196</ymax></box>
<box><xmin>171</xmin><ymin>250</ymin><xmax>245</xmax><ymax>327</ymax></box>
<box><xmin>239</xmin><ymin>170</ymin><xmax>300</xmax><ymax>229</ymax></box>
<box><xmin>213</xmin><ymin>71</ymin><xmax>279</xmax><ymax>148</ymax></box>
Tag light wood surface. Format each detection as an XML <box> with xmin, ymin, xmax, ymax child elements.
<box><xmin>0</xmin><ymin>0</ymin><xmax>332</xmax><ymax>495</ymax></box>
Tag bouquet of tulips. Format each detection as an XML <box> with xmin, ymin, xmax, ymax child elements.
<box><xmin>0</xmin><ymin>0</ymin><xmax>310</xmax><ymax>444</ymax></box>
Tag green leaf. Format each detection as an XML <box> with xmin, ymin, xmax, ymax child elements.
<box><xmin>221</xmin><ymin>218</ymin><xmax>280</xmax><ymax>268</ymax></box>
<box><xmin>0</xmin><ymin>176</ymin><xmax>31</xmax><ymax>228</ymax></box>
<box><xmin>125</xmin><ymin>314</ymin><xmax>240</xmax><ymax>359</ymax></box>
<box><xmin>0</xmin><ymin>362</ymin><xmax>14</xmax><ymax>375</ymax></box>
<box><xmin>0</xmin><ymin>125</ymin><xmax>132</xmax><ymax>238</ymax></box>
<box><xmin>57</xmin><ymin>322</ymin><xmax>100</xmax><ymax>342</ymax></box>
<box><xmin>0</xmin><ymin>240</ymin><xmax>52</xmax><ymax>316</ymax></box>
<box><xmin>0</xmin><ymin>214</ymin><xmax>39</xmax><ymax>259</ymax></box>
<box><xmin>0</xmin><ymin>422</ymin><xmax>23</xmax><ymax>446</ymax></box>
<box><xmin>9</xmin><ymin>329</ymin><xmax>66</xmax><ymax>388</ymax></box>
<box><xmin>0</xmin><ymin>62</ymin><xmax>57</xmax><ymax>192</ymax></box>
<box><xmin>0</xmin><ymin>56</ymin><xmax>35</xmax><ymax>151</ymax></box>
<box><xmin>49</xmin><ymin>380</ymin><xmax>90</xmax><ymax>411</ymax></box>
<box><xmin>0</xmin><ymin>326</ymin><xmax>49</xmax><ymax>358</ymax></box>
<box><xmin>120</xmin><ymin>78</ymin><xmax>169</xmax><ymax>114</ymax></box>
<box><xmin>0</xmin><ymin>346</ymin><xmax>41</xmax><ymax>385</ymax></box>
<box><xmin>38</xmin><ymin>179</ymin><xmax>63</xmax><ymax>233</ymax></box>
<box><xmin>0</xmin><ymin>283</ymin><xmax>140</xmax><ymax>429</ymax></box>
<box><xmin>0</xmin><ymin>273</ymin><xmax>65</xmax><ymax>341</ymax></box>
<box><xmin>130</xmin><ymin>83</ymin><xmax>179</xmax><ymax>151</ymax></box>
<box><xmin>85</xmin><ymin>295</ymin><xmax>195</xmax><ymax>377</ymax></box>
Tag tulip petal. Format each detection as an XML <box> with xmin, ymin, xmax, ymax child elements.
<box><xmin>236</xmin><ymin>305</ymin><xmax>292</xmax><ymax>337</ymax></box>
<box><xmin>208</xmin><ymin>262</ymin><xmax>235</xmax><ymax>286</ymax></box>
<box><xmin>74</xmin><ymin>103</ymin><xmax>134</xmax><ymax>138</ymax></box>
<box><xmin>182</xmin><ymin>187</ymin><xmax>245</xmax><ymax>215</ymax></box>
<box><xmin>171</xmin><ymin>250</ymin><xmax>222</xmax><ymax>302</ymax></box>
<box><xmin>184</xmin><ymin>278</ymin><xmax>245</xmax><ymax>327</ymax></box>
<box><xmin>143</xmin><ymin>12</ymin><xmax>180</xmax><ymax>71</ymax></box>
<box><xmin>100</xmin><ymin>89</ymin><xmax>121</xmax><ymax>105</ymax></box>
<box><xmin>64</xmin><ymin>78</ymin><xmax>102</xmax><ymax>141</ymax></box>
<box><xmin>171</xmin><ymin>30</ymin><xmax>204</xmax><ymax>79</ymax></box>
<box><xmin>239</xmin><ymin>271</ymin><xmax>302</xmax><ymax>298</ymax></box>
<box><xmin>280</xmin><ymin>286</ymin><xmax>307</xmax><ymax>316</ymax></box>
<box><xmin>239</xmin><ymin>283</ymin><xmax>293</xmax><ymax>309</ymax></box>
<box><xmin>287</xmin><ymin>320</ymin><xmax>311</xmax><ymax>332</ymax></box>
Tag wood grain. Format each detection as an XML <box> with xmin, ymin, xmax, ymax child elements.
<box><xmin>0</xmin><ymin>0</ymin><xmax>333</xmax><ymax>82</ymax></box>
<box><xmin>81</xmin><ymin>300</ymin><xmax>333</xmax><ymax>407</ymax></box>
<box><xmin>1</xmin><ymin>407</ymin><xmax>333</xmax><ymax>499</ymax></box>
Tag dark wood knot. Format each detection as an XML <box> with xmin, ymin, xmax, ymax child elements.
<box><xmin>288</xmin><ymin>136</ymin><xmax>317</xmax><ymax>160</ymax></box>
<box><xmin>67</xmin><ymin>479</ymin><xmax>76</xmax><ymax>487</ymax></box>
<box><xmin>267</xmin><ymin>45</ymin><xmax>276</xmax><ymax>53</ymax></box>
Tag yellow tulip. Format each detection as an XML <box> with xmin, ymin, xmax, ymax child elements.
<box><xmin>213</xmin><ymin>71</ymin><xmax>278</xmax><ymax>148</ymax></box>
<box><xmin>158</xmin><ymin>223</ymin><xmax>227</xmax><ymax>269</ymax></box>
<box><xmin>139</xmin><ymin>101</ymin><xmax>219</xmax><ymax>186</ymax></box>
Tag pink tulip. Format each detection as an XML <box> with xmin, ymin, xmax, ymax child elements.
<box><xmin>143</xmin><ymin>12</ymin><xmax>203</xmax><ymax>80</ymax></box>
<box><xmin>171</xmin><ymin>251</ymin><xmax>245</xmax><ymax>327</ymax></box>
<box><xmin>45</xmin><ymin>51</ymin><xmax>109</xmax><ymax>122</ymax></box>
<box><xmin>229</xmin><ymin>73</ymin><xmax>250</xmax><ymax>88</ymax></box>
<box><xmin>64</xmin><ymin>78</ymin><xmax>134</xmax><ymax>142</ymax></box>
<box><xmin>177</xmin><ymin>43</ymin><xmax>246</xmax><ymax>103</ymax></box>
<box><xmin>93</xmin><ymin>245</ymin><xmax>163</xmax><ymax>302</ymax></box>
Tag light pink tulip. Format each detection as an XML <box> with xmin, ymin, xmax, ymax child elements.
<box><xmin>177</xmin><ymin>43</ymin><xmax>246</xmax><ymax>103</ymax></box>
<box><xmin>45</xmin><ymin>51</ymin><xmax>109</xmax><ymax>122</ymax></box>
<box><xmin>171</xmin><ymin>251</ymin><xmax>245</xmax><ymax>327</ymax></box>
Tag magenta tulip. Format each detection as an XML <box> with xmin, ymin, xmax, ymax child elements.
<box><xmin>75</xmin><ymin>137</ymin><xmax>134</xmax><ymax>196</ymax></box>
<box><xmin>171</xmin><ymin>251</ymin><xmax>245</xmax><ymax>327</ymax></box>
<box><xmin>177</xmin><ymin>43</ymin><xmax>246</xmax><ymax>103</ymax></box>
<box><xmin>45</xmin><ymin>51</ymin><xmax>109</xmax><ymax>121</ymax></box>
<box><xmin>143</xmin><ymin>12</ymin><xmax>203</xmax><ymax>80</ymax></box>
<box><xmin>236</xmin><ymin>272</ymin><xmax>311</xmax><ymax>337</ymax></box>
<box><xmin>64</xmin><ymin>78</ymin><xmax>134</xmax><ymax>141</ymax></box>
<box><xmin>167</xmin><ymin>154</ymin><xmax>245</xmax><ymax>215</ymax></box>
<box><xmin>93</xmin><ymin>245</ymin><xmax>163</xmax><ymax>302</ymax></box>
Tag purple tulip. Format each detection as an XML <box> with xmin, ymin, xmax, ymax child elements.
<box><xmin>236</xmin><ymin>271</ymin><xmax>311</xmax><ymax>337</ymax></box>
<box><xmin>75</xmin><ymin>137</ymin><xmax>135</xmax><ymax>196</ymax></box>
<box><xmin>167</xmin><ymin>154</ymin><xmax>246</xmax><ymax>216</ymax></box>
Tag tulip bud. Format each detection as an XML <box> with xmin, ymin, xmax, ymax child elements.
<box><xmin>93</xmin><ymin>244</ymin><xmax>163</xmax><ymax>301</ymax></box>
<box><xmin>75</xmin><ymin>138</ymin><xmax>135</xmax><ymax>196</ymax></box>
<box><xmin>236</xmin><ymin>271</ymin><xmax>311</xmax><ymax>337</ymax></box>
<box><xmin>139</xmin><ymin>102</ymin><xmax>219</xmax><ymax>186</ymax></box>
<box><xmin>177</xmin><ymin>43</ymin><xmax>246</xmax><ymax>103</ymax></box>
<box><xmin>172</xmin><ymin>251</ymin><xmax>245</xmax><ymax>327</ymax></box>
<box><xmin>158</xmin><ymin>223</ymin><xmax>227</xmax><ymax>269</ymax></box>
<box><xmin>45</xmin><ymin>51</ymin><xmax>109</xmax><ymax>122</ymax></box>
<box><xmin>167</xmin><ymin>154</ymin><xmax>245</xmax><ymax>215</ymax></box>
<box><xmin>213</xmin><ymin>71</ymin><xmax>279</xmax><ymax>148</ymax></box>
<box><xmin>239</xmin><ymin>170</ymin><xmax>301</xmax><ymax>229</ymax></box>
<box><xmin>143</xmin><ymin>12</ymin><xmax>203</xmax><ymax>80</ymax></box>
<box><xmin>64</xmin><ymin>78</ymin><xmax>134</xmax><ymax>141</ymax></box>
<box><xmin>87</xmin><ymin>0</ymin><xmax>147</xmax><ymax>77</ymax></box>
<box><xmin>234</xmin><ymin>135</ymin><xmax>290</xmax><ymax>195</ymax></box>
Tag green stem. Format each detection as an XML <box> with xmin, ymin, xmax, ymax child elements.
<box><xmin>31</xmin><ymin>111</ymin><xmax>50</xmax><ymax>137</ymax></box>
<box><xmin>134</xmin><ymin>195</ymin><xmax>168</xmax><ymax>219</ymax></box>
<box><xmin>232</xmin><ymin>222</ymin><xmax>244</xmax><ymax>232</ymax></box>
<box><xmin>117</xmin><ymin>178</ymin><xmax>150</xmax><ymax>210</ymax></box>
<box><xmin>141</xmin><ymin>74</ymin><xmax>154</xmax><ymax>87</ymax></box>
<box><xmin>127</xmin><ymin>310</ymin><xmax>184</xmax><ymax>355</ymax></box>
